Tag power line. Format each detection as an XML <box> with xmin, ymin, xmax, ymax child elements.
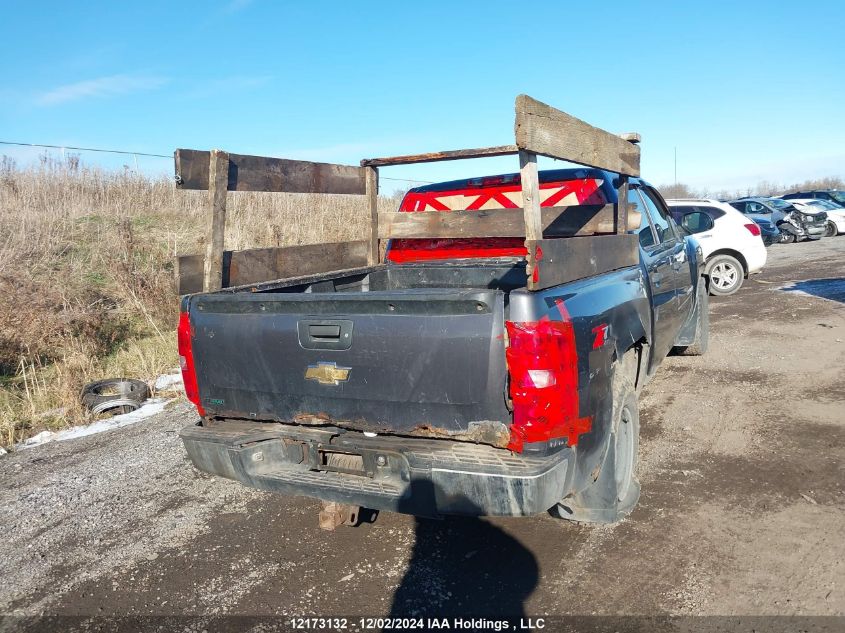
<box><xmin>0</xmin><ymin>140</ymin><xmax>171</xmax><ymax>159</ymax></box>
<box><xmin>0</xmin><ymin>140</ymin><xmax>434</xmax><ymax>184</ymax></box>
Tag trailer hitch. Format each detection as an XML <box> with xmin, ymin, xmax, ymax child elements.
<box><xmin>318</xmin><ymin>501</ymin><xmax>361</xmax><ymax>531</ymax></box>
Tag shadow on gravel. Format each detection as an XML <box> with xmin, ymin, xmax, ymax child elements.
<box><xmin>389</xmin><ymin>481</ymin><xmax>538</xmax><ymax>618</ymax></box>
<box><xmin>780</xmin><ymin>277</ymin><xmax>845</xmax><ymax>303</ymax></box>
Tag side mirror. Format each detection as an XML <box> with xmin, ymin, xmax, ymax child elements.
<box><xmin>681</xmin><ymin>211</ymin><xmax>714</xmax><ymax>234</ymax></box>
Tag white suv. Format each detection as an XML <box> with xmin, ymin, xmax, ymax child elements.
<box><xmin>667</xmin><ymin>199</ymin><xmax>767</xmax><ymax>296</ymax></box>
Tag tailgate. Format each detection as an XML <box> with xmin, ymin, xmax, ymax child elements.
<box><xmin>187</xmin><ymin>289</ymin><xmax>511</xmax><ymax>446</ymax></box>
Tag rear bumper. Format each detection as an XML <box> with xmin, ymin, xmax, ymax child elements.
<box><xmin>759</xmin><ymin>227</ymin><xmax>780</xmax><ymax>245</ymax></box>
<box><xmin>180</xmin><ymin>420</ymin><xmax>571</xmax><ymax>517</ymax></box>
<box><xmin>745</xmin><ymin>241</ymin><xmax>768</xmax><ymax>275</ymax></box>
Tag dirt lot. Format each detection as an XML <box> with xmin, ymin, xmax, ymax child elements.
<box><xmin>1</xmin><ymin>238</ymin><xmax>843</xmax><ymax>629</ymax></box>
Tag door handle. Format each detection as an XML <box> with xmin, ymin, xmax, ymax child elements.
<box><xmin>298</xmin><ymin>319</ymin><xmax>353</xmax><ymax>350</ymax></box>
<box><xmin>309</xmin><ymin>324</ymin><xmax>341</xmax><ymax>339</ymax></box>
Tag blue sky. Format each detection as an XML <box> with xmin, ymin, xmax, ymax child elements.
<box><xmin>2</xmin><ymin>0</ymin><xmax>844</xmax><ymax>193</ymax></box>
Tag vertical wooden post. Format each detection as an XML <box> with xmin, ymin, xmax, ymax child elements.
<box><xmin>616</xmin><ymin>177</ymin><xmax>629</xmax><ymax>234</ymax></box>
<box><xmin>519</xmin><ymin>150</ymin><xmax>543</xmax><ymax>285</ymax></box>
<box><xmin>519</xmin><ymin>151</ymin><xmax>543</xmax><ymax>241</ymax></box>
<box><xmin>365</xmin><ymin>165</ymin><xmax>379</xmax><ymax>265</ymax></box>
<box><xmin>204</xmin><ymin>149</ymin><xmax>229</xmax><ymax>291</ymax></box>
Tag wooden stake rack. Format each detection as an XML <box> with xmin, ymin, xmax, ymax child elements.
<box><xmin>174</xmin><ymin>94</ymin><xmax>641</xmax><ymax>294</ymax></box>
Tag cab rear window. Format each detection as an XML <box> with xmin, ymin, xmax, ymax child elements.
<box><xmin>388</xmin><ymin>177</ymin><xmax>608</xmax><ymax>263</ymax></box>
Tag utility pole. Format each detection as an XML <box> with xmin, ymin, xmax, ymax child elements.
<box><xmin>674</xmin><ymin>146</ymin><xmax>677</xmax><ymax>185</ymax></box>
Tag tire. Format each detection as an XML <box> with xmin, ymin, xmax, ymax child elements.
<box><xmin>705</xmin><ymin>254</ymin><xmax>744</xmax><ymax>296</ymax></box>
<box><xmin>780</xmin><ymin>231</ymin><xmax>796</xmax><ymax>244</ymax></box>
<box><xmin>81</xmin><ymin>378</ymin><xmax>150</xmax><ymax>415</ymax></box>
<box><xmin>825</xmin><ymin>221</ymin><xmax>838</xmax><ymax>238</ymax></box>
<box><xmin>676</xmin><ymin>280</ymin><xmax>710</xmax><ymax>356</ymax></box>
<box><xmin>612</xmin><ymin>389</ymin><xmax>640</xmax><ymax>509</ymax></box>
<box><xmin>551</xmin><ymin>351</ymin><xmax>640</xmax><ymax>523</ymax></box>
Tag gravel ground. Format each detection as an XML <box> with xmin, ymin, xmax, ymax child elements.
<box><xmin>0</xmin><ymin>238</ymin><xmax>843</xmax><ymax>629</ymax></box>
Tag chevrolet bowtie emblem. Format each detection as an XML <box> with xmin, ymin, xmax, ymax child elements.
<box><xmin>305</xmin><ymin>362</ymin><xmax>351</xmax><ymax>386</ymax></box>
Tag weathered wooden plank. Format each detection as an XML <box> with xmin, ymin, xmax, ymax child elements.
<box><xmin>360</xmin><ymin>145</ymin><xmax>518</xmax><ymax>167</ymax></box>
<box><xmin>203</xmin><ymin>149</ymin><xmax>229</xmax><ymax>292</ymax></box>
<box><xmin>514</xmin><ymin>95</ymin><xmax>641</xmax><ymax>177</ymax></box>
<box><xmin>378</xmin><ymin>205</ymin><xmax>632</xmax><ymax>239</ymax></box>
<box><xmin>616</xmin><ymin>178</ymin><xmax>629</xmax><ymax>235</ymax></box>
<box><xmin>176</xmin><ymin>241</ymin><xmax>370</xmax><ymax>294</ymax></box>
<box><xmin>176</xmin><ymin>253</ymin><xmax>205</xmax><ymax>295</ymax></box>
<box><xmin>365</xmin><ymin>166</ymin><xmax>379</xmax><ymax>264</ymax></box>
<box><xmin>519</xmin><ymin>151</ymin><xmax>543</xmax><ymax>242</ymax></box>
<box><xmin>525</xmin><ymin>234</ymin><xmax>639</xmax><ymax>291</ymax></box>
<box><xmin>175</xmin><ymin>149</ymin><xmax>367</xmax><ymax>194</ymax></box>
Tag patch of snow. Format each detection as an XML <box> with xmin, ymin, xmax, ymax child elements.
<box><xmin>16</xmin><ymin>398</ymin><xmax>172</xmax><ymax>450</ymax></box>
<box><xmin>154</xmin><ymin>372</ymin><xmax>183</xmax><ymax>391</ymax></box>
<box><xmin>0</xmin><ymin>447</ymin><xmax>7</xmax><ymax>456</ymax></box>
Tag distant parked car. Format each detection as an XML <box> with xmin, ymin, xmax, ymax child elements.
<box><xmin>781</xmin><ymin>190</ymin><xmax>845</xmax><ymax>206</ymax></box>
<box><xmin>729</xmin><ymin>197</ymin><xmax>827</xmax><ymax>242</ymax></box>
<box><xmin>752</xmin><ymin>216</ymin><xmax>782</xmax><ymax>245</ymax></box>
<box><xmin>788</xmin><ymin>199</ymin><xmax>845</xmax><ymax>237</ymax></box>
<box><xmin>667</xmin><ymin>199</ymin><xmax>767</xmax><ymax>296</ymax></box>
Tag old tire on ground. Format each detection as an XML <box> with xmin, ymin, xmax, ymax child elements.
<box><xmin>551</xmin><ymin>352</ymin><xmax>640</xmax><ymax>523</ymax></box>
<box><xmin>676</xmin><ymin>280</ymin><xmax>710</xmax><ymax>356</ymax></box>
<box><xmin>81</xmin><ymin>379</ymin><xmax>150</xmax><ymax>416</ymax></box>
<box><xmin>705</xmin><ymin>254</ymin><xmax>744</xmax><ymax>296</ymax></box>
<box><xmin>825</xmin><ymin>221</ymin><xmax>838</xmax><ymax>238</ymax></box>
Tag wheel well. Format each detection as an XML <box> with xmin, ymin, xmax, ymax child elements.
<box><xmin>706</xmin><ymin>248</ymin><xmax>748</xmax><ymax>277</ymax></box>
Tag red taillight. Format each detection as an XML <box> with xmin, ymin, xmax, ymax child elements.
<box><xmin>744</xmin><ymin>223</ymin><xmax>761</xmax><ymax>237</ymax></box>
<box><xmin>177</xmin><ymin>310</ymin><xmax>205</xmax><ymax>416</ymax></box>
<box><xmin>505</xmin><ymin>319</ymin><xmax>592</xmax><ymax>453</ymax></box>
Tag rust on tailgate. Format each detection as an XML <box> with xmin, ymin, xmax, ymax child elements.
<box><xmin>289</xmin><ymin>412</ymin><xmax>511</xmax><ymax>448</ymax></box>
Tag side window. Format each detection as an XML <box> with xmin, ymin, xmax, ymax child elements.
<box><xmin>637</xmin><ymin>188</ymin><xmax>675</xmax><ymax>244</ymax></box>
<box><xmin>702</xmin><ymin>206</ymin><xmax>726</xmax><ymax>220</ymax></box>
<box><xmin>669</xmin><ymin>205</ymin><xmax>695</xmax><ymax>226</ymax></box>
<box><xmin>628</xmin><ymin>187</ymin><xmax>656</xmax><ymax>248</ymax></box>
<box><xmin>748</xmin><ymin>202</ymin><xmax>766</xmax><ymax>213</ymax></box>
<box><xmin>730</xmin><ymin>202</ymin><xmax>747</xmax><ymax>213</ymax></box>
<box><xmin>681</xmin><ymin>210</ymin><xmax>713</xmax><ymax>233</ymax></box>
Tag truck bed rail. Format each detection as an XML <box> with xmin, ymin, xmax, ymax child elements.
<box><xmin>174</xmin><ymin>94</ymin><xmax>641</xmax><ymax>293</ymax></box>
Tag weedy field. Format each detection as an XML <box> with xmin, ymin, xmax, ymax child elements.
<box><xmin>0</xmin><ymin>155</ymin><xmax>397</xmax><ymax>447</ymax></box>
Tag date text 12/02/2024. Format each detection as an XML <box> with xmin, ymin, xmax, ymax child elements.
<box><xmin>290</xmin><ymin>617</ymin><xmax>546</xmax><ymax>630</ymax></box>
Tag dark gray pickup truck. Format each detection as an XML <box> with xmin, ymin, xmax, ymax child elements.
<box><xmin>177</xmin><ymin>167</ymin><xmax>707</xmax><ymax>524</ymax></box>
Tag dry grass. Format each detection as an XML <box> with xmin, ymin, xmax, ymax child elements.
<box><xmin>0</xmin><ymin>155</ymin><xmax>397</xmax><ymax>447</ymax></box>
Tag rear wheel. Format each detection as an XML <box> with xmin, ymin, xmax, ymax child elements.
<box><xmin>613</xmin><ymin>391</ymin><xmax>639</xmax><ymax>505</ymax></box>
<box><xmin>551</xmin><ymin>351</ymin><xmax>640</xmax><ymax>524</ymax></box>
<box><xmin>826</xmin><ymin>221</ymin><xmax>838</xmax><ymax>237</ymax></box>
<box><xmin>705</xmin><ymin>254</ymin><xmax>744</xmax><ymax>296</ymax></box>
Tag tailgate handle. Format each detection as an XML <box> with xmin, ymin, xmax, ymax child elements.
<box><xmin>298</xmin><ymin>319</ymin><xmax>353</xmax><ymax>350</ymax></box>
<box><xmin>309</xmin><ymin>324</ymin><xmax>341</xmax><ymax>339</ymax></box>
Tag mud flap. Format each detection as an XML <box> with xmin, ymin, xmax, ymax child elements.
<box><xmin>552</xmin><ymin>436</ymin><xmax>640</xmax><ymax>523</ymax></box>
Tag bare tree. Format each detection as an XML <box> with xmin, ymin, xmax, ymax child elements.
<box><xmin>780</xmin><ymin>176</ymin><xmax>845</xmax><ymax>194</ymax></box>
<box><xmin>656</xmin><ymin>183</ymin><xmax>700</xmax><ymax>199</ymax></box>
